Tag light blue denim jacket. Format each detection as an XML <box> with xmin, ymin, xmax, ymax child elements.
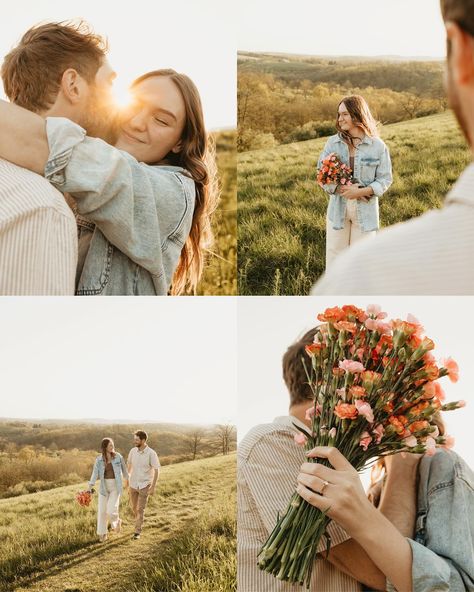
<box><xmin>318</xmin><ymin>133</ymin><xmax>392</xmax><ymax>232</ymax></box>
<box><xmin>88</xmin><ymin>452</ymin><xmax>129</xmax><ymax>496</ymax></box>
<box><xmin>386</xmin><ymin>449</ymin><xmax>474</xmax><ymax>592</ymax></box>
<box><xmin>44</xmin><ymin>117</ymin><xmax>196</xmax><ymax>295</ymax></box>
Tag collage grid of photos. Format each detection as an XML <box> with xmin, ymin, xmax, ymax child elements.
<box><xmin>0</xmin><ymin>0</ymin><xmax>473</xmax><ymax>591</ymax></box>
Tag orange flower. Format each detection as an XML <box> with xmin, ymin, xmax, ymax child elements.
<box><xmin>334</xmin><ymin>321</ymin><xmax>357</xmax><ymax>333</ymax></box>
<box><xmin>332</xmin><ymin>367</ymin><xmax>345</xmax><ymax>377</ymax></box>
<box><xmin>409</xmin><ymin>420</ymin><xmax>430</xmax><ymax>433</ymax></box>
<box><xmin>349</xmin><ymin>385</ymin><xmax>367</xmax><ymax>399</ymax></box>
<box><xmin>388</xmin><ymin>415</ymin><xmax>408</xmax><ymax>434</ymax></box>
<box><xmin>341</xmin><ymin>305</ymin><xmax>367</xmax><ymax>322</ymax></box>
<box><xmin>383</xmin><ymin>401</ymin><xmax>394</xmax><ymax>413</ymax></box>
<box><xmin>305</xmin><ymin>343</ymin><xmax>325</xmax><ymax>357</ymax></box>
<box><xmin>408</xmin><ymin>401</ymin><xmax>429</xmax><ymax>416</ymax></box>
<box><xmin>334</xmin><ymin>403</ymin><xmax>358</xmax><ymax>420</ymax></box>
<box><xmin>317</xmin><ymin>306</ymin><xmax>345</xmax><ymax>323</ymax></box>
<box><xmin>441</xmin><ymin>357</ymin><xmax>459</xmax><ymax>383</ymax></box>
<box><xmin>391</xmin><ymin>319</ymin><xmax>418</xmax><ymax>336</ymax></box>
<box><xmin>424</xmin><ymin>364</ymin><xmax>439</xmax><ymax>381</ymax></box>
<box><xmin>375</xmin><ymin>334</ymin><xmax>393</xmax><ymax>354</ymax></box>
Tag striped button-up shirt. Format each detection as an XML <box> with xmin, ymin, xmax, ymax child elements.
<box><xmin>312</xmin><ymin>162</ymin><xmax>474</xmax><ymax>295</ymax></box>
<box><xmin>238</xmin><ymin>416</ymin><xmax>361</xmax><ymax>592</ymax></box>
<box><xmin>0</xmin><ymin>159</ymin><xmax>77</xmax><ymax>295</ymax></box>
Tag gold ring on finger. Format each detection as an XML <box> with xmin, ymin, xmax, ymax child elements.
<box><xmin>320</xmin><ymin>480</ymin><xmax>330</xmax><ymax>495</ymax></box>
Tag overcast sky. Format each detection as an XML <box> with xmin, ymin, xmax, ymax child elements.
<box><xmin>239</xmin><ymin>0</ymin><xmax>446</xmax><ymax>58</ymax></box>
<box><xmin>238</xmin><ymin>297</ymin><xmax>474</xmax><ymax>484</ymax></box>
<box><xmin>0</xmin><ymin>0</ymin><xmax>236</xmax><ymax>130</ymax></box>
<box><xmin>0</xmin><ymin>297</ymin><xmax>237</xmax><ymax>425</ymax></box>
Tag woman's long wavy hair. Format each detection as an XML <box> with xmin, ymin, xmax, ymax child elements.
<box><xmin>367</xmin><ymin>413</ymin><xmax>446</xmax><ymax>506</ymax></box>
<box><xmin>131</xmin><ymin>70</ymin><xmax>219</xmax><ymax>295</ymax></box>
<box><xmin>101</xmin><ymin>437</ymin><xmax>116</xmax><ymax>462</ymax></box>
<box><xmin>336</xmin><ymin>95</ymin><xmax>379</xmax><ymax>147</ymax></box>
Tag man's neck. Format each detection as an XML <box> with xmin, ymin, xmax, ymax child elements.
<box><xmin>288</xmin><ymin>401</ymin><xmax>312</xmax><ymax>428</ymax></box>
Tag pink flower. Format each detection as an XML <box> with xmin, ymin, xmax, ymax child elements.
<box><xmin>425</xmin><ymin>436</ymin><xmax>437</xmax><ymax>456</ymax></box>
<box><xmin>403</xmin><ymin>434</ymin><xmax>418</xmax><ymax>448</ymax></box>
<box><xmin>375</xmin><ymin>320</ymin><xmax>392</xmax><ymax>335</ymax></box>
<box><xmin>441</xmin><ymin>357</ymin><xmax>459</xmax><ymax>383</ymax></box>
<box><xmin>339</xmin><ymin>359</ymin><xmax>366</xmax><ymax>374</ymax></box>
<box><xmin>364</xmin><ymin>318</ymin><xmax>378</xmax><ymax>331</ymax></box>
<box><xmin>407</xmin><ymin>313</ymin><xmax>424</xmax><ymax>336</ymax></box>
<box><xmin>305</xmin><ymin>404</ymin><xmax>322</xmax><ymax>421</ymax></box>
<box><xmin>294</xmin><ymin>432</ymin><xmax>307</xmax><ymax>447</ymax></box>
<box><xmin>355</xmin><ymin>399</ymin><xmax>374</xmax><ymax>423</ymax></box>
<box><xmin>372</xmin><ymin>423</ymin><xmax>384</xmax><ymax>444</ymax></box>
<box><xmin>359</xmin><ymin>431</ymin><xmax>372</xmax><ymax>450</ymax></box>
<box><xmin>341</xmin><ymin>177</ymin><xmax>347</xmax><ymax>184</ymax></box>
<box><xmin>366</xmin><ymin>304</ymin><xmax>387</xmax><ymax>318</ymax></box>
<box><xmin>328</xmin><ymin>427</ymin><xmax>337</xmax><ymax>439</ymax></box>
<box><xmin>336</xmin><ymin>387</ymin><xmax>346</xmax><ymax>400</ymax></box>
<box><xmin>443</xmin><ymin>435</ymin><xmax>455</xmax><ymax>449</ymax></box>
<box><xmin>457</xmin><ymin>400</ymin><xmax>466</xmax><ymax>408</ymax></box>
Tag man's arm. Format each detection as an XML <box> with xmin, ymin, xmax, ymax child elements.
<box><xmin>0</xmin><ymin>100</ymin><xmax>49</xmax><ymax>175</ymax></box>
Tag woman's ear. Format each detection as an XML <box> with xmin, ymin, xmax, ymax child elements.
<box><xmin>171</xmin><ymin>139</ymin><xmax>183</xmax><ymax>154</ymax></box>
<box><xmin>445</xmin><ymin>21</ymin><xmax>474</xmax><ymax>87</ymax></box>
<box><xmin>60</xmin><ymin>68</ymin><xmax>86</xmax><ymax>105</ymax></box>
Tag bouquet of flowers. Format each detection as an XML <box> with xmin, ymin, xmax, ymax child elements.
<box><xmin>257</xmin><ymin>304</ymin><xmax>464</xmax><ymax>588</ymax></box>
<box><xmin>76</xmin><ymin>489</ymin><xmax>94</xmax><ymax>507</ymax></box>
<box><xmin>317</xmin><ymin>153</ymin><xmax>353</xmax><ymax>188</ymax></box>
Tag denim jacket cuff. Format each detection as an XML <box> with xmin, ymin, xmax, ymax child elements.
<box><xmin>369</xmin><ymin>180</ymin><xmax>384</xmax><ymax>197</ymax></box>
<box><xmin>44</xmin><ymin>117</ymin><xmax>86</xmax><ymax>187</ymax></box>
<box><xmin>407</xmin><ymin>538</ymin><xmax>451</xmax><ymax>592</ymax></box>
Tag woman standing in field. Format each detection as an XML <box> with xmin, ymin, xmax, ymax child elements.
<box><xmin>317</xmin><ymin>95</ymin><xmax>393</xmax><ymax>269</ymax></box>
<box><xmin>88</xmin><ymin>438</ymin><xmax>129</xmax><ymax>542</ymax></box>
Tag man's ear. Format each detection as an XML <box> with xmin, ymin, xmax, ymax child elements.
<box><xmin>59</xmin><ymin>68</ymin><xmax>86</xmax><ymax>104</ymax></box>
<box><xmin>445</xmin><ymin>21</ymin><xmax>474</xmax><ymax>87</ymax></box>
<box><xmin>171</xmin><ymin>139</ymin><xmax>183</xmax><ymax>154</ymax></box>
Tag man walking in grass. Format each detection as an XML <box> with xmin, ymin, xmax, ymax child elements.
<box><xmin>128</xmin><ymin>430</ymin><xmax>160</xmax><ymax>540</ymax></box>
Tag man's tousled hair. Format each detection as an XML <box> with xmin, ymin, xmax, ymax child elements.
<box><xmin>1</xmin><ymin>20</ymin><xmax>107</xmax><ymax>113</ymax></box>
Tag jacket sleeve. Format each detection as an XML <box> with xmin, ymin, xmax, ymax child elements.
<box><xmin>387</xmin><ymin>458</ymin><xmax>474</xmax><ymax>592</ymax></box>
<box><xmin>317</xmin><ymin>139</ymin><xmax>338</xmax><ymax>195</ymax></box>
<box><xmin>44</xmin><ymin>117</ymin><xmax>194</xmax><ymax>282</ymax></box>
<box><xmin>369</xmin><ymin>143</ymin><xmax>393</xmax><ymax>197</ymax></box>
<box><xmin>88</xmin><ymin>458</ymin><xmax>99</xmax><ymax>489</ymax></box>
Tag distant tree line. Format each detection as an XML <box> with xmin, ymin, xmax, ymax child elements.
<box><xmin>238</xmin><ymin>56</ymin><xmax>446</xmax><ymax>151</ymax></box>
<box><xmin>0</xmin><ymin>421</ymin><xmax>236</xmax><ymax>497</ymax></box>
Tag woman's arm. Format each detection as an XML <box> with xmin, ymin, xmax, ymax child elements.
<box><xmin>369</xmin><ymin>144</ymin><xmax>393</xmax><ymax>197</ymax></box>
<box><xmin>88</xmin><ymin>458</ymin><xmax>99</xmax><ymax>490</ymax></box>
<box><xmin>0</xmin><ymin>100</ymin><xmax>49</xmax><ymax>174</ymax></box>
<box><xmin>45</xmin><ymin>117</ymin><xmax>194</xmax><ymax>283</ymax></box>
<box><xmin>297</xmin><ymin>447</ymin><xmax>413</xmax><ymax>592</ymax></box>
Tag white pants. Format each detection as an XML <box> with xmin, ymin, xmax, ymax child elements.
<box><xmin>326</xmin><ymin>199</ymin><xmax>377</xmax><ymax>269</ymax></box>
<box><xmin>97</xmin><ymin>479</ymin><xmax>120</xmax><ymax>535</ymax></box>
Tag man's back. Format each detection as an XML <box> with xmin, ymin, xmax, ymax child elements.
<box><xmin>313</xmin><ymin>163</ymin><xmax>474</xmax><ymax>295</ymax></box>
<box><xmin>0</xmin><ymin>159</ymin><xmax>77</xmax><ymax>295</ymax></box>
<box><xmin>238</xmin><ymin>417</ymin><xmax>361</xmax><ymax>591</ymax></box>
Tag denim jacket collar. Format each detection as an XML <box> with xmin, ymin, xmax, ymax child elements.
<box><xmin>334</xmin><ymin>133</ymin><xmax>374</xmax><ymax>146</ymax></box>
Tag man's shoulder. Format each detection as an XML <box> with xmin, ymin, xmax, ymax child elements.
<box><xmin>313</xmin><ymin>202</ymin><xmax>474</xmax><ymax>294</ymax></box>
<box><xmin>239</xmin><ymin>421</ymin><xmax>296</xmax><ymax>461</ymax></box>
<box><xmin>0</xmin><ymin>158</ymin><xmax>73</xmax><ymax>220</ymax></box>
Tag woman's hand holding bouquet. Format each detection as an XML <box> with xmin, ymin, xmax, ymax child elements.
<box><xmin>257</xmin><ymin>303</ymin><xmax>464</xmax><ymax>588</ymax></box>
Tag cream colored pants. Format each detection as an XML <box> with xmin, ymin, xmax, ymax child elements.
<box><xmin>97</xmin><ymin>478</ymin><xmax>120</xmax><ymax>535</ymax></box>
<box><xmin>326</xmin><ymin>199</ymin><xmax>377</xmax><ymax>269</ymax></box>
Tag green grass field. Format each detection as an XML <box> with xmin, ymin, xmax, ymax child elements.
<box><xmin>198</xmin><ymin>130</ymin><xmax>237</xmax><ymax>296</ymax></box>
<box><xmin>0</xmin><ymin>454</ymin><xmax>236</xmax><ymax>592</ymax></box>
<box><xmin>238</xmin><ymin>112</ymin><xmax>471</xmax><ymax>295</ymax></box>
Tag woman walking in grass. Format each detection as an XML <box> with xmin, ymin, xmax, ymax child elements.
<box><xmin>318</xmin><ymin>95</ymin><xmax>393</xmax><ymax>269</ymax></box>
<box><xmin>88</xmin><ymin>438</ymin><xmax>129</xmax><ymax>542</ymax></box>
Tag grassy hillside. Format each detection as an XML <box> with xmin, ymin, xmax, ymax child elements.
<box><xmin>238</xmin><ymin>111</ymin><xmax>471</xmax><ymax>295</ymax></box>
<box><xmin>1</xmin><ymin>454</ymin><xmax>236</xmax><ymax>592</ymax></box>
<box><xmin>198</xmin><ymin>130</ymin><xmax>237</xmax><ymax>295</ymax></box>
